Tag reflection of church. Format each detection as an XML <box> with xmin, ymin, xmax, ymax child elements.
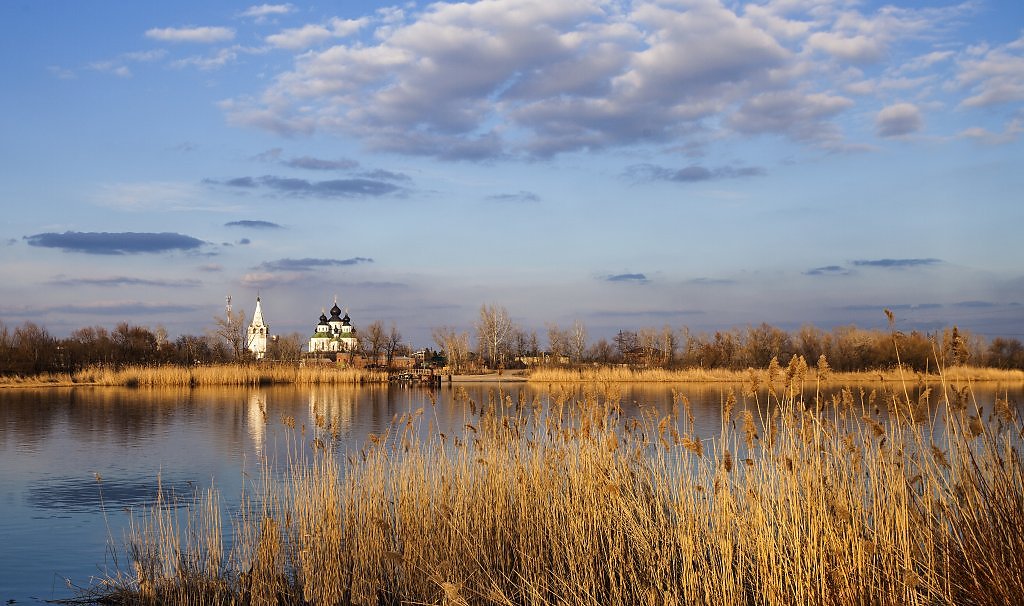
<box><xmin>309</xmin><ymin>299</ymin><xmax>359</xmax><ymax>353</ymax></box>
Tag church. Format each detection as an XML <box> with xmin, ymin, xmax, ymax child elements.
<box><xmin>308</xmin><ymin>299</ymin><xmax>359</xmax><ymax>353</ymax></box>
<box><xmin>244</xmin><ymin>296</ymin><xmax>360</xmax><ymax>358</ymax></box>
<box><xmin>246</xmin><ymin>296</ymin><xmax>269</xmax><ymax>359</ymax></box>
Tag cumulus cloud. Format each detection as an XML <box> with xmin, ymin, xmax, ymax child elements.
<box><xmin>606</xmin><ymin>273</ymin><xmax>648</xmax><ymax>284</ymax></box>
<box><xmin>207</xmin><ymin>175</ymin><xmax>403</xmax><ymax>197</ymax></box>
<box><xmin>958</xmin><ymin>116</ymin><xmax>1024</xmax><ymax>145</ymax></box>
<box><xmin>240</xmin><ymin>4</ymin><xmax>293</xmax><ymax>21</ymax></box>
<box><xmin>218</xmin><ymin>0</ymin><xmax>838</xmax><ymax>158</ymax></box>
<box><xmin>626</xmin><ymin>163</ymin><xmax>765</xmax><ymax>183</ymax></box>
<box><xmin>224</xmin><ymin>220</ymin><xmax>283</xmax><ymax>229</ymax></box>
<box><xmin>852</xmin><ymin>258</ymin><xmax>941</xmax><ymax>268</ymax></box>
<box><xmin>145</xmin><ymin>26</ymin><xmax>235</xmax><ymax>44</ymax></box>
<box><xmin>266</xmin><ymin>18</ymin><xmax>367</xmax><ymax>50</ymax></box>
<box><xmin>875</xmin><ymin>103</ymin><xmax>923</xmax><ymax>137</ymax></box>
<box><xmin>25</xmin><ymin>231</ymin><xmax>205</xmax><ymax>255</ymax></box>
<box><xmin>258</xmin><ymin>257</ymin><xmax>373</xmax><ymax>271</ymax></box>
<box><xmin>956</xmin><ymin>34</ymin><xmax>1024</xmax><ymax>108</ymax></box>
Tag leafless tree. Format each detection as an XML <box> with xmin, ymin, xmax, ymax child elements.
<box><xmin>570</xmin><ymin>319</ymin><xmax>588</xmax><ymax>364</ymax></box>
<box><xmin>547</xmin><ymin>323</ymin><xmax>570</xmax><ymax>366</ymax></box>
<box><xmin>364</xmin><ymin>320</ymin><xmax>387</xmax><ymax>366</ymax></box>
<box><xmin>213</xmin><ymin>308</ymin><xmax>247</xmax><ymax>360</ymax></box>
<box><xmin>476</xmin><ymin>304</ymin><xmax>513</xmax><ymax>368</ymax></box>
<box><xmin>433</xmin><ymin>326</ymin><xmax>470</xmax><ymax>373</ymax></box>
<box><xmin>384</xmin><ymin>323</ymin><xmax>403</xmax><ymax>369</ymax></box>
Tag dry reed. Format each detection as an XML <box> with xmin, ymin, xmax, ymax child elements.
<box><xmin>91</xmin><ymin>356</ymin><xmax>1023</xmax><ymax>605</ymax></box>
<box><xmin>0</xmin><ymin>363</ymin><xmax>388</xmax><ymax>388</ymax></box>
<box><xmin>527</xmin><ymin>364</ymin><xmax>1024</xmax><ymax>385</ymax></box>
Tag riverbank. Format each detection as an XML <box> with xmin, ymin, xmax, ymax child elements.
<box><xmin>526</xmin><ymin>363</ymin><xmax>1024</xmax><ymax>384</ymax></box>
<box><xmin>88</xmin><ymin>378</ymin><xmax>1023</xmax><ymax>605</ymax></box>
<box><xmin>3</xmin><ymin>360</ymin><xmax>1021</xmax><ymax>389</ymax></box>
<box><xmin>0</xmin><ymin>364</ymin><xmax>389</xmax><ymax>388</ymax></box>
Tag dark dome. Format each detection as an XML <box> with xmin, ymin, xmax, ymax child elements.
<box><xmin>330</xmin><ymin>303</ymin><xmax>342</xmax><ymax>317</ymax></box>
<box><xmin>318</xmin><ymin>313</ymin><xmax>329</xmax><ymax>324</ymax></box>
<box><xmin>341</xmin><ymin>313</ymin><xmax>351</xmax><ymax>325</ymax></box>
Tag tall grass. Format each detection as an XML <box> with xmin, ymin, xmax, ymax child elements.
<box><xmin>91</xmin><ymin>356</ymin><xmax>1023</xmax><ymax>605</ymax></box>
<box><xmin>527</xmin><ymin>363</ymin><xmax>1024</xmax><ymax>384</ymax></box>
<box><xmin>0</xmin><ymin>363</ymin><xmax>388</xmax><ymax>387</ymax></box>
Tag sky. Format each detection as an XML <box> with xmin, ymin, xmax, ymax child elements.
<box><xmin>1</xmin><ymin>0</ymin><xmax>1022</xmax><ymax>347</ymax></box>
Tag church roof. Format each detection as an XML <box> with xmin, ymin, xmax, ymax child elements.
<box><xmin>250</xmin><ymin>296</ymin><xmax>266</xmax><ymax>328</ymax></box>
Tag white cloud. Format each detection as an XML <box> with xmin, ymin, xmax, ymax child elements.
<box><xmin>875</xmin><ymin>103</ymin><xmax>923</xmax><ymax>137</ymax></box>
<box><xmin>956</xmin><ymin>34</ymin><xmax>1024</xmax><ymax>108</ymax></box>
<box><xmin>145</xmin><ymin>26</ymin><xmax>235</xmax><ymax>44</ymax></box>
<box><xmin>172</xmin><ymin>47</ymin><xmax>240</xmax><ymax>70</ymax></box>
<box><xmin>219</xmin><ymin>0</ymin><xmax>980</xmax><ymax>159</ymax></box>
<box><xmin>240</xmin><ymin>4</ymin><xmax>294</xmax><ymax>21</ymax></box>
<box><xmin>265</xmin><ymin>17</ymin><xmax>367</xmax><ymax>51</ymax></box>
<box><xmin>958</xmin><ymin>116</ymin><xmax>1023</xmax><ymax>145</ymax></box>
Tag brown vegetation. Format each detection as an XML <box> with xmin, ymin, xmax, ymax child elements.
<box><xmin>527</xmin><ymin>363</ymin><xmax>1024</xmax><ymax>384</ymax></box>
<box><xmin>0</xmin><ymin>363</ymin><xmax>388</xmax><ymax>388</ymax></box>
<box><xmin>89</xmin><ymin>356</ymin><xmax>1024</xmax><ymax>605</ymax></box>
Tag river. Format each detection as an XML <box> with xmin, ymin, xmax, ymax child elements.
<box><xmin>1</xmin><ymin>381</ymin><xmax>1019</xmax><ymax>603</ymax></box>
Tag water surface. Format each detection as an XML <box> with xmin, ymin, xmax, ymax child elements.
<box><xmin>1</xmin><ymin>381</ymin><xmax>1018</xmax><ymax>603</ymax></box>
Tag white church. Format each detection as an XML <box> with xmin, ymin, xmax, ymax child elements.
<box><xmin>244</xmin><ymin>296</ymin><xmax>360</xmax><ymax>359</ymax></box>
<box><xmin>308</xmin><ymin>299</ymin><xmax>359</xmax><ymax>353</ymax></box>
<box><xmin>246</xmin><ymin>296</ymin><xmax>269</xmax><ymax>359</ymax></box>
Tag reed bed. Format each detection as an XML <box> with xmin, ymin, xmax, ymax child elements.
<box><xmin>91</xmin><ymin>356</ymin><xmax>1023</xmax><ymax>605</ymax></box>
<box><xmin>527</xmin><ymin>363</ymin><xmax>1024</xmax><ymax>385</ymax></box>
<box><xmin>0</xmin><ymin>364</ymin><xmax>389</xmax><ymax>387</ymax></box>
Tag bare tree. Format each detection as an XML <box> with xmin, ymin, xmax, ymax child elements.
<box><xmin>547</xmin><ymin>323</ymin><xmax>570</xmax><ymax>366</ymax></box>
<box><xmin>433</xmin><ymin>326</ymin><xmax>470</xmax><ymax>373</ymax></box>
<box><xmin>213</xmin><ymin>308</ymin><xmax>247</xmax><ymax>360</ymax></box>
<box><xmin>570</xmin><ymin>319</ymin><xmax>588</xmax><ymax>364</ymax></box>
<box><xmin>364</xmin><ymin>320</ymin><xmax>387</xmax><ymax>366</ymax></box>
<box><xmin>384</xmin><ymin>323</ymin><xmax>402</xmax><ymax>369</ymax></box>
<box><xmin>476</xmin><ymin>304</ymin><xmax>513</xmax><ymax>369</ymax></box>
<box><xmin>267</xmin><ymin>332</ymin><xmax>303</xmax><ymax>361</ymax></box>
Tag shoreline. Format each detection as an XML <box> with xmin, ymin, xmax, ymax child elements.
<box><xmin>2</xmin><ymin>364</ymin><xmax>1022</xmax><ymax>389</ymax></box>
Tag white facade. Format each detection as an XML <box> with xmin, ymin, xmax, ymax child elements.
<box><xmin>247</xmin><ymin>296</ymin><xmax>269</xmax><ymax>359</ymax></box>
<box><xmin>308</xmin><ymin>300</ymin><xmax>359</xmax><ymax>353</ymax></box>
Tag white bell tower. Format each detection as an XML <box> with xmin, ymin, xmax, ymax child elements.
<box><xmin>247</xmin><ymin>296</ymin><xmax>269</xmax><ymax>359</ymax></box>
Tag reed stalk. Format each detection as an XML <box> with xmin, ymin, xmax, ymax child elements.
<box><xmin>91</xmin><ymin>356</ymin><xmax>1023</xmax><ymax>605</ymax></box>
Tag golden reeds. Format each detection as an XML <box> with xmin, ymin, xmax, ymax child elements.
<box><xmin>0</xmin><ymin>363</ymin><xmax>388</xmax><ymax>387</ymax></box>
<box><xmin>526</xmin><ymin>364</ymin><xmax>1024</xmax><ymax>385</ymax></box>
<box><xmin>94</xmin><ymin>363</ymin><xmax>1023</xmax><ymax>606</ymax></box>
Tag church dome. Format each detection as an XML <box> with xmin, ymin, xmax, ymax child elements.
<box><xmin>318</xmin><ymin>313</ymin><xmax>329</xmax><ymax>325</ymax></box>
<box><xmin>330</xmin><ymin>303</ymin><xmax>342</xmax><ymax>318</ymax></box>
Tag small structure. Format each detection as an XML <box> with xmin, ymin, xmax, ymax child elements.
<box><xmin>309</xmin><ymin>299</ymin><xmax>359</xmax><ymax>353</ymax></box>
<box><xmin>247</xmin><ymin>296</ymin><xmax>269</xmax><ymax>359</ymax></box>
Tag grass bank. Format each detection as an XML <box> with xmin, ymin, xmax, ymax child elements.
<box><xmin>526</xmin><ymin>363</ymin><xmax>1024</xmax><ymax>384</ymax></box>
<box><xmin>0</xmin><ymin>363</ymin><xmax>389</xmax><ymax>388</ymax></box>
<box><xmin>88</xmin><ymin>356</ymin><xmax>1023</xmax><ymax>605</ymax></box>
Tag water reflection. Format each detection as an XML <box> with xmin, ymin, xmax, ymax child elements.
<box><xmin>1</xmin><ymin>381</ymin><xmax>1021</xmax><ymax>604</ymax></box>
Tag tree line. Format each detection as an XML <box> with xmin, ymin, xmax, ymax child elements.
<box><xmin>433</xmin><ymin>304</ymin><xmax>1024</xmax><ymax>372</ymax></box>
<box><xmin>2</xmin><ymin>305</ymin><xmax>1023</xmax><ymax>376</ymax></box>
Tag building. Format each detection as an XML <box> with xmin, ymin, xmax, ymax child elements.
<box><xmin>247</xmin><ymin>296</ymin><xmax>269</xmax><ymax>359</ymax></box>
<box><xmin>309</xmin><ymin>299</ymin><xmax>359</xmax><ymax>353</ymax></box>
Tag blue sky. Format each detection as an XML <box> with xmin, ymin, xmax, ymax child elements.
<box><xmin>1</xmin><ymin>0</ymin><xmax>1022</xmax><ymax>346</ymax></box>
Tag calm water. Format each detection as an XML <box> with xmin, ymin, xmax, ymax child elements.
<box><xmin>1</xmin><ymin>381</ymin><xmax>1019</xmax><ymax>603</ymax></box>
